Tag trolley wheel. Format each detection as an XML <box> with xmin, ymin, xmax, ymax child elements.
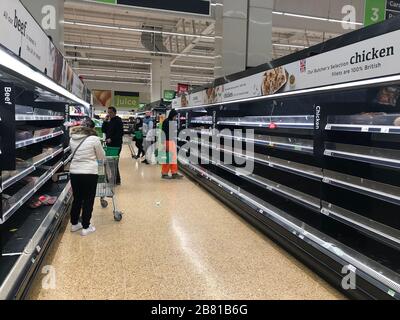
<box><xmin>114</xmin><ymin>212</ymin><xmax>123</xmax><ymax>222</ymax></box>
<box><xmin>101</xmin><ymin>199</ymin><xmax>108</xmax><ymax>208</ymax></box>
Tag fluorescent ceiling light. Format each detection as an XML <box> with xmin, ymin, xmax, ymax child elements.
<box><xmin>273</xmin><ymin>43</ymin><xmax>308</xmax><ymax>49</ymax></box>
<box><xmin>63</xmin><ymin>21</ymin><xmax>216</xmax><ymax>40</ymax></box>
<box><xmin>171</xmin><ymin>64</ymin><xmax>215</xmax><ymax>71</ymax></box>
<box><xmin>0</xmin><ymin>47</ymin><xmax>89</xmax><ymax>107</ymax></box>
<box><xmin>64</xmin><ymin>43</ymin><xmax>215</xmax><ymax>60</ymax></box>
<box><xmin>74</xmin><ymin>67</ymin><xmax>214</xmax><ymax>80</ymax></box>
<box><xmin>171</xmin><ymin>79</ymin><xmax>208</xmax><ymax>85</ymax></box>
<box><xmin>170</xmin><ymin>74</ymin><xmax>214</xmax><ymax>80</ymax></box>
<box><xmin>65</xmin><ymin>56</ymin><xmax>151</xmax><ymax>65</ymax></box>
<box><xmin>74</xmin><ymin>67</ymin><xmax>150</xmax><ymax>75</ymax></box>
<box><xmin>79</xmin><ymin>73</ymin><xmax>150</xmax><ymax>80</ymax></box>
<box><xmin>284</xmin><ymin>12</ymin><xmax>328</xmax><ymax>22</ymax></box>
<box><xmin>273</xmin><ymin>10</ymin><xmax>363</xmax><ymax>26</ymax></box>
<box><xmin>84</xmin><ymin>79</ymin><xmax>150</xmax><ymax>85</ymax></box>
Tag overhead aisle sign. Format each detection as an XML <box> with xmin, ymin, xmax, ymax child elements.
<box><xmin>93</xmin><ymin>0</ymin><xmax>211</xmax><ymax>15</ymax></box>
<box><xmin>386</xmin><ymin>0</ymin><xmax>400</xmax><ymax>19</ymax></box>
<box><xmin>114</xmin><ymin>91</ymin><xmax>140</xmax><ymax>110</ymax></box>
<box><xmin>364</xmin><ymin>0</ymin><xmax>400</xmax><ymax>26</ymax></box>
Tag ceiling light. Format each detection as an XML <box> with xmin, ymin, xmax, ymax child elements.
<box><xmin>65</xmin><ymin>56</ymin><xmax>151</xmax><ymax>65</ymax></box>
<box><xmin>170</xmin><ymin>74</ymin><xmax>214</xmax><ymax>80</ymax></box>
<box><xmin>73</xmin><ymin>67</ymin><xmax>214</xmax><ymax>80</ymax></box>
<box><xmin>84</xmin><ymin>79</ymin><xmax>150</xmax><ymax>85</ymax></box>
<box><xmin>0</xmin><ymin>47</ymin><xmax>89</xmax><ymax>107</ymax></box>
<box><xmin>74</xmin><ymin>67</ymin><xmax>150</xmax><ymax>75</ymax></box>
<box><xmin>79</xmin><ymin>73</ymin><xmax>151</xmax><ymax>80</ymax></box>
<box><xmin>63</xmin><ymin>21</ymin><xmax>216</xmax><ymax>40</ymax></box>
<box><xmin>273</xmin><ymin>10</ymin><xmax>363</xmax><ymax>26</ymax></box>
<box><xmin>273</xmin><ymin>43</ymin><xmax>308</xmax><ymax>49</ymax></box>
<box><xmin>64</xmin><ymin>43</ymin><xmax>215</xmax><ymax>59</ymax></box>
<box><xmin>171</xmin><ymin>65</ymin><xmax>215</xmax><ymax>71</ymax></box>
<box><xmin>170</xmin><ymin>79</ymin><xmax>209</xmax><ymax>85</ymax></box>
<box><xmin>283</xmin><ymin>12</ymin><xmax>328</xmax><ymax>22</ymax></box>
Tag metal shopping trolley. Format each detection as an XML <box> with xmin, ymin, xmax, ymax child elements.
<box><xmin>96</xmin><ymin>147</ymin><xmax>123</xmax><ymax>221</ymax></box>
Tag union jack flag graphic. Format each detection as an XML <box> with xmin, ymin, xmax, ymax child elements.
<box><xmin>300</xmin><ymin>59</ymin><xmax>306</xmax><ymax>73</ymax></box>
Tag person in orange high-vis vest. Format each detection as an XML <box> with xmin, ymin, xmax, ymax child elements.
<box><xmin>161</xmin><ymin>109</ymin><xmax>183</xmax><ymax>180</ymax></box>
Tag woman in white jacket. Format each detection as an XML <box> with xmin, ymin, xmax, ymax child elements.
<box><xmin>69</xmin><ymin>122</ymin><xmax>105</xmax><ymax>236</ymax></box>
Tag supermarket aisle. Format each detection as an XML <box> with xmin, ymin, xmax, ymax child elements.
<box><xmin>28</xmin><ymin>145</ymin><xmax>344</xmax><ymax>300</ymax></box>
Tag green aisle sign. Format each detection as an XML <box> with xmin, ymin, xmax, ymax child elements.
<box><xmin>364</xmin><ymin>0</ymin><xmax>387</xmax><ymax>26</ymax></box>
<box><xmin>163</xmin><ymin>90</ymin><xmax>176</xmax><ymax>102</ymax></box>
<box><xmin>114</xmin><ymin>91</ymin><xmax>140</xmax><ymax>110</ymax></box>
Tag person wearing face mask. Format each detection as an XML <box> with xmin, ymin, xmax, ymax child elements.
<box><xmin>161</xmin><ymin>109</ymin><xmax>184</xmax><ymax>180</ymax></box>
<box><xmin>102</xmin><ymin>107</ymin><xmax>124</xmax><ymax>184</ymax></box>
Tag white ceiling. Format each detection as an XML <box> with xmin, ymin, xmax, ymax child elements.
<box><xmin>64</xmin><ymin>0</ymin><xmax>366</xmax><ymax>96</ymax></box>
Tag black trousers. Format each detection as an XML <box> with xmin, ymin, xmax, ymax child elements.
<box><xmin>135</xmin><ymin>139</ymin><xmax>145</xmax><ymax>158</ymax></box>
<box><xmin>70</xmin><ymin>174</ymin><xmax>98</xmax><ymax>229</ymax></box>
<box><xmin>116</xmin><ymin>146</ymin><xmax>122</xmax><ymax>183</ymax></box>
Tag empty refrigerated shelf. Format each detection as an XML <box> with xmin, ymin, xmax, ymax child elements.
<box><xmin>326</xmin><ymin>113</ymin><xmax>400</xmax><ymax>134</ymax></box>
<box><xmin>324</xmin><ymin>142</ymin><xmax>400</xmax><ymax>169</ymax></box>
<box><xmin>323</xmin><ymin>170</ymin><xmax>400</xmax><ymax>206</ymax></box>
<box><xmin>188</xmin><ymin>139</ymin><xmax>322</xmax><ymax>180</ymax></box>
<box><xmin>217</xmin><ymin>115</ymin><xmax>314</xmax><ymax>129</ymax></box>
<box><xmin>321</xmin><ymin>202</ymin><xmax>400</xmax><ymax>249</ymax></box>
<box><xmin>218</xmin><ymin>133</ymin><xmax>314</xmax><ymax>154</ymax></box>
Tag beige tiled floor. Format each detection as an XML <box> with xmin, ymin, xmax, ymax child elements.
<box><xmin>28</xmin><ymin>145</ymin><xmax>345</xmax><ymax>300</ymax></box>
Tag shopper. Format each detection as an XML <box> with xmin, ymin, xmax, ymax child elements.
<box><xmin>161</xmin><ymin>109</ymin><xmax>183</xmax><ymax>180</ymax></box>
<box><xmin>134</xmin><ymin>117</ymin><xmax>145</xmax><ymax>159</ymax></box>
<box><xmin>69</xmin><ymin>120</ymin><xmax>105</xmax><ymax>236</ymax></box>
<box><xmin>142</xmin><ymin>111</ymin><xmax>154</xmax><ymax>165</ymax></box>
<box><xmin>102</xmin><ymin>107</ymin><xmax>124</xmax><ymax>184</ymax></box>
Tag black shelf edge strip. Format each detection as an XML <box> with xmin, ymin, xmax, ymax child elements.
<box><xmin>326</xmin><ymin>123</ymin><xmax>400</xmax><ymax>135</ymax></box>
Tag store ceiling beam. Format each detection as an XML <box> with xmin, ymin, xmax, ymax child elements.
<box><xmin>171</xmin><ymin>22</ymin><xmax>215</xmax><ymax>65</ymax></box>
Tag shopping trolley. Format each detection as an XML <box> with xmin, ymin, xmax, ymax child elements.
<box><xmin>96</xmin><ymin>147</ymin><xmax>123</xmax><ymax>222</ymax></box>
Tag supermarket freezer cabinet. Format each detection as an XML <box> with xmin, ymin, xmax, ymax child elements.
<box><xmin>0</xmin><ymin>66</ymin><xmax>79</xmax><ymax>300</ymax></box>
<box><xmin>178</xmin><ymin>83</ymin><xmax>400</xmax><ymax>301</ymax></box>
<box><xmin>0</xmin><ymin>88</ymin><xmax>74</xmax><ymax>298</ymax></box>
<box><xmin>175</xmin><ymin>19</ymin><xmax>400</xmax><ymax>300</ymax></box>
